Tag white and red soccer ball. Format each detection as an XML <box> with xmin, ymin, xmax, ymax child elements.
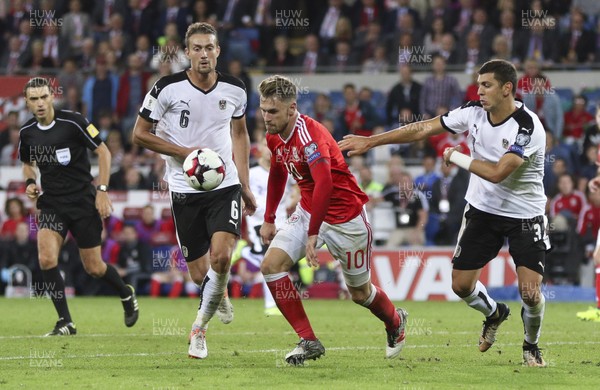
<box><xmin>182</xmin><ymin>148</ymin><xmax>226</xmax><ymax>191</ymax></box>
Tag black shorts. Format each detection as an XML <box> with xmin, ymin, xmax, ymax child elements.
<box><xmin>36</xmin><ymin>193</ymin><xmax>102</xmax><ymax>249</ymax></box>
<box><xmin>171</xmin><ymin>184</ymin><xmax>242</xmax><ymax>262</ymax></box>
<box><xmin>452</xmin><ymin>204</ymin><xmax>550</xmax><ymax>275</ymax></box>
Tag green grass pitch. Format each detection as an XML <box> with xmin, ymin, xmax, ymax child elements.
<box><xmin>1</xmin><ymin>297</ymin><xmax>599</xmax><ymax>389</ymax></box>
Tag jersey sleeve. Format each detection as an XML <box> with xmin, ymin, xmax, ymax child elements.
<box><xmin>440</xmin><ymin>101</ymin><xmax>478</xmax><ymax>134</ymax></box>
<box><xmin>18</xmin><ymin>129</ymin><xmax>30</xmax><ymax>163</ymax></box>
<box><xmin>139</xmin><ymin>79</ymin><xmax>169</xmax><ymax>123</ymax></box>
<box><xmin>73</xmin><ymin>113</ymin><xmax>102</xmax><ymax>150</ymax></box>
<box><xmin>232</xmin><ymin>87</ymin><xmax>247</xmax><ymax>119</ymax></box>
<box><xmin>505</xmin><ymin>109</ymin><xmax>539</xmax><ymax>159</ymax></box>
<box><xmin>302</xmin><ymin>120</ymin><xmax>331</xmax><ymax>167</ymax></box>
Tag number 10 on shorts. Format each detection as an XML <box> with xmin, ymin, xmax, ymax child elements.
<box><xmin>345</xmin><ymin>250</ymin><xmax>368</xmax><ymax>270</ymax></box>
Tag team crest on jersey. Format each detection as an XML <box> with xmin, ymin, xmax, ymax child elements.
<box><xmin>304</xmin><ymin>142</ymin><xmax>321</xmax><ymax>163</ymax></box>
<box><xmin>502</xmin><ymin>139</ymin><xmax>509</xmax><ymax>149</ymax></box>
<box><xmin>219</xmin><ymin>99</ymin><xmax>227</xmax><ymax>110</ymax></box>
<box><xmin>55</xmin><ymin>147</ymin><xmax>71</xmax><ymax>165</ymax></box>
<box><xmin>288</xmin><ymin>213</ymin><xmax>300</xmax><ymax>224</ymax></box>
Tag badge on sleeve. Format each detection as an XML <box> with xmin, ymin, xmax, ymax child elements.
<box><xmin>86</xmin><ymin>124</ymin><xmax>99</xmax><ymax>138</ymax></box>
<box><xmin>304</xmin><ymin>142</ymin><xmax>321</xmax><ymax>163</ymax></box>
<box><xmin>515</xmin><ymin>133</ymin><xmax>531</xmax><ymax>146</ymax></box>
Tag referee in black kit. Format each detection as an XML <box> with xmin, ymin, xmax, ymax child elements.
<box><xmin>18</xmin><ymin>77</ymin><xmax>139</xmax><ymax>336</ymax></box>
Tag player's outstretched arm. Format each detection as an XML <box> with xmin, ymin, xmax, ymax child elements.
<box><xmin>231</xmin><ymin>117</ymin><xmax>257</xmax><ymax>216</ymax></box>
<box><xmin>443</xmin><ymin>146</ymin><xmax>524</xmax><ymax>184</ymax></box>
<box><xmin>131</xmin><ymin>116</ymin><xmax>195</xmax><ymax>161</ymax></box>
<box><xmin>338</xmin><ymin>116</ymin><xmax>446</xmax><ymax>156</ymax></box>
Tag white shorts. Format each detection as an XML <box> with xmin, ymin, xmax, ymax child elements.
<box><xmin>269</xmin><ymin>205</ymin><xmax>372</xmax><ymax>287</ymax></box>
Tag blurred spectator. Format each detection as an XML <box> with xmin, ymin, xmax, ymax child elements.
<box><xmin>490</xmin><ymin>35</ymin><xmax>511</xmax><ymax>62</ymax></box>
<box><xmin>459</xmin><ymin>7</ymin><xmax>496</xmax><ymax>60</ymax></box>
<box><xmin>423</xmin><ymin>16</ymin><xmax>446</xmax><ymax>55</ymax></box>
<box><xmin>16</xmin><ymin>19</ymin><xmax>34</xmax><ymax>65</ymax></box>
<box><xmin>384</xmin><ymin>0</ymin><xmax>421</xmax><ymax>36</ymax></box>
<box><xmin>312</xmin><ymin>93</ymin><xmax>336</xmax><ymax>123</ymax></box>
<box><xmin>463</xmin><ymin>69</ymin><xmax>479</xmax><ymax>102</ymax></box>
<box><xmin>579</xmin><ymin>145</ymin><xmax>598</xmax><ymax>190</ymax></box>
<box><xmin>0</xmin><ymin>221</ymin><xmax>37</xmax><ymax>276</ymax></box>
<box><xmin>382</xmin><ymin>168</ymin><xmax>428</xmax><ymax>246</ymax></box>
<box><xmin>522</xmin><ymin>77</ymin><xmax>563</xmax><ymax>139</ymax></box>
<box><xmin>124</xmin><ymin>0</ymin><xmax>156</xmax><ymax>39</ymax></box>
<box><xmin>0</xmin><ymin>36</ymin><xmax>25</xmax><ymax>74</ymax></box>
<box><xmin>498</xmin><ymin>9</ymin><xmax>527</xmax><ymax>64</ymax></box>
<box><xmin>415</xmin><ymin>155</ymin><xmax>440</xmax><ymax>194</ymax></box>
<box><xmin>57</xmin><ymin>85</ymin><xmax>84</xmax><ymax>113</ymax></box>
<box><xmin>558</xmin><ymin>10</ymin><xmax>595</xmax><ymax>64</ymax></box>
<box><xmin>108</xmin><ymin>34</ymin><xmax>128</xmax><ymax>70</ymax></box>
<box><xmin>82</xmin><ymin>58</ymin><xmax>120</xmax><ymax>124</ymax></box>
<box><xmin>435</xmin><ymin>32</ymin><xmax>459</xmax><ymax>64</ymax></box>
<box><xmin>157</xmin><ymin>0</ymin><xmax>189</xmax><ymax>40</ymax></box>
<box><xmin>419</xmin><ymin>55</ymin><xmax>462</xmax><ymax>118</ymax></box>
<box><xmin>353</xmin><ymin>21</ymin><xmax>382</xmax><ymax>64</ymax></box>
<box><xmin>228</xmin><ymin>59</ymin><xmax>252</xmax><ymax>103</ymax></box>
<box><xmin>351</xmin><ymin>0</ymin><xmax>383</xmax><ymax>34</ymax></box>
<box><xmin>583</xmin><ymin>103</ymin><xmax>600</xmax><ymax>152</ymax></box>
<box><xmin>328</xmin><ymin>40</ymin><xmax>359</xmax><ymax>72</ymax></box>
<box><xmin>431</xmin><ymin>162</ymin><xmax>469</xmax><ymax>245</ymax></box>
<box><xmin>386</xmin><ymin>65</ymin><xmax>421</xmax><ymax>127</ymax></box>
<box><xmin>110</xmin><ymin>153</ymin><xmax>137</xmax><ymax>190</ymax></box>
<box><xmin>92</xmin><ymin>0</ymin><xmax>128</xmax><ymax>41</ymax></box>
<box><xmin>296</xmin><ymin>34</ymin><xmax>324</xmax><ymax>74</ymax></box>
<box><xmin>150</xmin><ymin>36</ymin><xmax>189</xmax><ymax>74</ymax></box>
<box><xmin>361</xmin><ymin>43</ymin><xmax>389</xmax><ymax>74</ymax></box>
<box><xmin>517</xmin><ymin>58</ymin><xmax>551</xmax><ymax>97</ymax></box>
<box><xmin>0</xmin><ymin>111</ymin><xmax>20</xmax><ymax>153</ymax></box>
<box><xmin>338</xmin><ymin>83</ymin><xmax>381</xmax><ymax>139</ymax></box>
<box><xmin>578</xmin><ymin>188</ymin><xmax>600</xmax><ymax>251</ymax></box>
<box><xmin>424</xmin><ymin>0</ymin><xmax>454</xmax><ymax>30</ymax></box>
<box><xmin>524</xmin><ymin>18</ymin><xmax>559</xmax><ymax>66</ymax></box>
<box><xmin>550</xmin><ymin>173</ymin><xmax>587</xmax><ymax>222</ymax></box>
<box><xmin>78</xmin><ymin>37</ymin><xmax>97</xmax><ymax>72</ymax></box>
<box><xmin>0</xmin><ymin>127</ymin><xmax>21</xmax><ymax>166</ymax></box>
<box><xmin>189</xmin><ymin>0</ymin><xmax>212</xmax><ymax>24</ymax></box>
<box><xmin>116</xmin><ymin>54</ymin><xmax>152</xmax><ymax>140</ymax></box>
<box><xmin>61</xmin><ymin>0</ymin><xmax>93</xmax><ymax>59</ymax></box>
<box><xmin>564</xmin><ymin>95</ymin><xmax>594</xmax><ymax>145</ymax></box>
<box><xmin>40</xmin><ymin>24</ymin><xmax>61</xmax><ymax>68</ymax></box>
<box><xmin>115</xmin><ymin>224</ymin><xmax>152</xmax><ymax>291</ymax></box>
<box><xmin>106</xmin><ymin>130</ymin><xmax>125</xmax><ymax>168</ymax></box>
<box><xmin>357</xmin><ymin>165</ymin><xmax>384</xmax><ymax>211</ymax></box>
<box><xmin>316</xmin><ymin>0</ymin><xmax>352</xmax><ymax>53</ymax></box>
<box><xmin>57</xmin><ymin>58</ymin><xmax>85</xmax><ymax>94</ymax></box>
<box><xmin>435</xmin><ymin>131</ymin><xmax>470</xmax><ymax>158</ymax></box>
<box><xmin>150</xmin><ymin>245</ymin><xmax>198</xmax><ymax>298</ymax></box>
<box><xmin>21</xmin><ymin>39</ymin><xmax>55</xmax><ymax>72</ymax></box>
<box><xmin>134</xmin><ymin>205</ymin><xmax>161</xmax><ymax>244</ymax></box>
<box><xmin>1</xmin><ymin>198</ymin><xmax>28</xmax><ymax>239</ymax></box>
<box><xmin>458</xmin><ymin>30</ymin><xmax>486</xmax><ymax>73</ymax></box>
<box><xmin>104</xmin><ymin>214</ymin><xmax>124</xmax><ymax>241</ymax></box>
<box><xmin>334</xmin><ymin>16</ymin><xmax>354</xmax><ymax>43</ymax></box>
<box><xmin>453</xmin><ymin>0</ymin><xmax>475</xmax><ymax>37</ymax></box>
<box><xmin>266</xmin><ymin>35</ymin><xmax>296</xmax><ymax>72</ymax></box>
<box><xmin>133</xmin><ymin>34</ymin><xmax>152</xmax><ymax>67</ymax></box>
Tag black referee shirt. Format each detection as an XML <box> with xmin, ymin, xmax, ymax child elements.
<box><xmin>18</xmin><ymin>109</ymin><xmax>102</xmax><ymax>198</ymax></box>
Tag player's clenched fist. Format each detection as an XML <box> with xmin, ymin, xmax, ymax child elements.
<box><xmin>26</xmin><ymin>183</ymin><xmax>39</xmax><ymax>200</ymax></box>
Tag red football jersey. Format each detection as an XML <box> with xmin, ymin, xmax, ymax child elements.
<box><xmin>266</xmin><ymin>114</ymin><xmax>369</xmax><ymax>224</ymax></box>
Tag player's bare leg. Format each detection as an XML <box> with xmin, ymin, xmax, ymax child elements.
<box><xmin>517</xmin><ymin>266</ymin><xmax>546</xmax><ymax>367</ymax></box>
<box><xmin>348</xmin><ymin>282</ymin><xmax>408</xmax><ymax>358</ymax></box>
<box><xmin>452</xmin><ymin>268</ymin><xmax>510</xmax><ymax>352</ymax></box>
<box><xmin>188</xmin><ymin>232</ymin><xmax>236</xmax><ymax>359</ymax></box>
<box><xmin>80</xmin><ymin>246</ymin><xmax>139</xmax><ymax>327</ymax></box>
<box><xmin>38</xmin><ymin>229</ymin><xmax>75</xmax><ymax>336</ymax></box>
<box><xmin>261</xmin><ymin>247</ymin><xmax>323</xmax><ymax>366</ymax></box>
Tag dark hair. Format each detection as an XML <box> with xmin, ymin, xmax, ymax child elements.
<box><xmin>5</xmin><ymin>197</ymin><xmax>26</xmax><ymax>218</ymax></box>
<box><xmin>184</xmin><ymin>22</ymin><xmax>218</xmax><ymax>48</ymax></box>
<box><xmin>478</xmin><ymin>59</ymin><xmax>517</xmax><ymax>97</ymax></box>
<box><xmin>23</xmin><ymin>77</ymin><xmax>50</xmax><ymax>97</ymax></box>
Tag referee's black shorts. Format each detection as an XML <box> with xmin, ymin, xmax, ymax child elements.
<box><xmin>171</xmin><ymin>184</ymin><xmax>242</xmax><ymax>262</ymax></box>
<box><xmin>452</xmin><ymin>204</ymin><xmax>550</xmax><ymax>275</ymax></box>
<box><xmin>36</xmin><ymin>193</ymin><xmax>102</xmax><ymax>249</ymax></box>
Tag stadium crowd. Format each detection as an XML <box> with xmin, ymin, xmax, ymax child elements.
<box><xmin>2</xmin><ymin>0</ymin><xmax>600</xmax><ymax>295</ymax></box>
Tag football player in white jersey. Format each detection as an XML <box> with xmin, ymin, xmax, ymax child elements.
<box><xmin>340</xmin><ymin>59</ymin><xmax>549</xmax><ymax>367</ymax></box>
<box><xmin>132</xmin><ymin>22</ymin><xmax>257</xmax><ymax>359</ymax></box>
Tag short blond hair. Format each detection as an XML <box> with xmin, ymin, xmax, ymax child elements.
<box><xmin>258</xmin><ymin>75</ymin><xmax>297</xmax><ymax>102</ymax></box>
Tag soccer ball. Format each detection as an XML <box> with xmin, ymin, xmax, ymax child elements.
<box><xmin>182</xmin><ymin>148</ymin><xmax>226</xmax><ymax>191</ymax></box>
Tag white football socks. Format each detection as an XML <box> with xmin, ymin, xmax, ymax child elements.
<box><xmin>195</xmin><ymin>268</ymin><xmax>229</xmax><ymax>329</ymax></box>
<box><xmin>522</xmin><ymin>293</ymin><xmax>545</xmax><ymax>345</ymax></box>
<box><xmin>462</xmin><ymin>280</ymin><xmax>497</xmax><ymax>318</ymax></box>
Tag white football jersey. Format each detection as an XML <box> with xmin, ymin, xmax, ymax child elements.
<box><xmin>139</xmin><ymin>71</ymin><xmax>247</xmax><ymax>193</ymax></box>
<box><xmin>440</xmin><ymin>100</ymin><xmax>546</xmax><ymax>219</ymax></box>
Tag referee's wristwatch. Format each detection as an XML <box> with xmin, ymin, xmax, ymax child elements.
<box><xmin>96</xmin><ymin>184</ymin><xmax>109</xmax><ymax>192</ymax></box>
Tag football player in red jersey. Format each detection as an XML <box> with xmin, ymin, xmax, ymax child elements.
<box><xmin>257</xmin><ymin>75</ymin><xmax>408</xmax><ymax>365</ymax></box>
